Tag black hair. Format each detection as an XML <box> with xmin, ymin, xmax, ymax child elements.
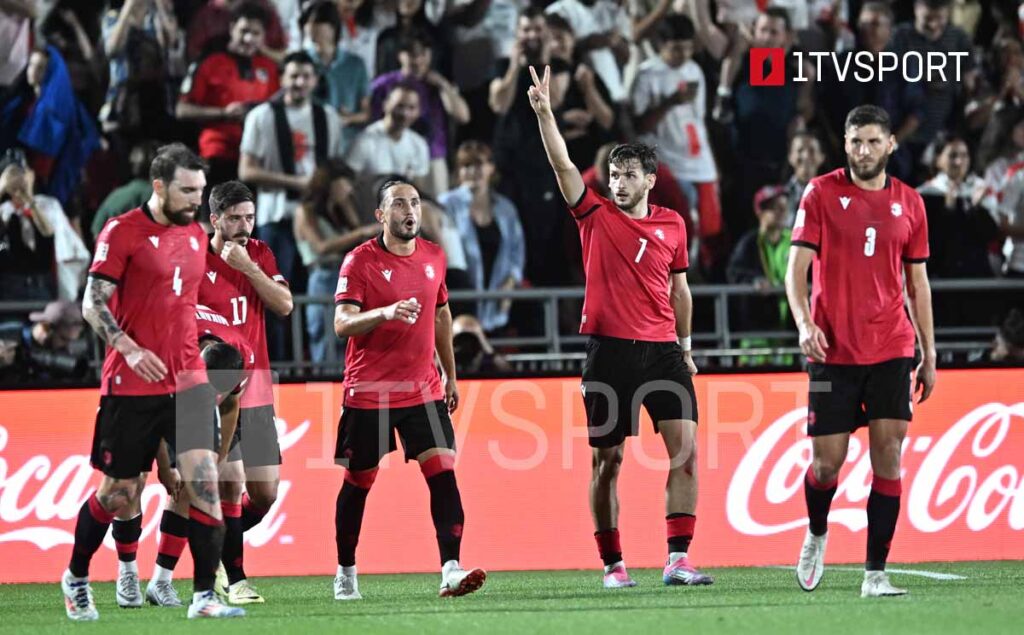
<box><xmin>654</xmin><ymin>14</ymin><xmax>695</xmax><ymax>43</ymax></box>
<box><xmin>608</xmin><ymin>143</ymin><xmax>658</xmax><ymax>176</ymax></box>
<box><xmin>200</xmin><ymin>340</ymin><xmax>244</xmax><ymax>394</ymax></box>
<box><xmin>281</xmin><ymin>50</ymin><xmax>317</xmax><ymax>69</ymax></box>
<box><xmin>149</xmin><ymin>143</ymin><xmax>207</xmax><ymax>184</ymax></box>
<box><xmin>859</xmin><ymin>1</ymin><xmax>894</xmax><ymax>23</ymax></box>
<box><xmin>519</xmin><ymin>5</ymin><xmax>547</xmax><ymax>22</ymax></box>
<box><xmin>397</xmin><ymin>28</ymin><xmax>434</xmax><ymax>53</ymax></box>
<box><xmin>845</xmin><ymin>105</ymin><xmax>892</xmax><ymax>134</ymax></box>
<box><xmin>209</xmin><ymin>180</ymin><xmax>255</xmax><ymax>216</ymax></box>
<box><xmin>301</xmin><ymin>0</ymin><xmax>342</xmax><ymax>43</ymax></box>
<box><xmin>760</xmin><ymin>7</ymin><xmax>793</xmax><ymax>32</ymax></box>
<box><xmin>230</xmin><ymin>0</ymin><xmax>271</xmax><ymax>29</ymax></box>
<box><xmin>916</xmin><ymin>0</ymin><xmax>953</xmax><ymax>9</ymax></box>
<box><xmin>377</xmin><ymin>178</ymin><xmax>419</xmax><ymax>207</ymax></box>
<box><xmin>544</xmin><ymin>13</ymin><xmax>573</xmax><ymax>35</ymax></box>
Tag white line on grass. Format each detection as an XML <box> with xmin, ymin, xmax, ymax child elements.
<box><xmin>769</xmin><ymin>566</ymin><xmax>966</xmax><ymax>580</ymax></box>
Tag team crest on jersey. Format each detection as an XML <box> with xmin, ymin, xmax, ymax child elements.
<box><xmin>425</xmin><ymin>264</ymin><xmax>435</xmax><ymax>280</ymax></box>
<box><xmin>654</xmin><ymin>229</ymin><xmax>665</xmax><ymax>240</ymax></box>
<box><xmin>891</xmin><ymin>202</ymin><xmax>903</xmax><ymax>217</ymax></box>
<box><xmin>207</xmin><ymin>271</ymin><xmax>217</xmax><ymax>284</ymax></box>
<box><xmin>382</xmin><ymin>269</ymin><xmax>393</xmax><ymax>282</ymax></box>
<box><xmin>337</xmin><ymin>276</ymin><xmax>348</xmax><ymax>293</ymax></box>
<box><xmin>190</xmin><ymin>236</ymin><xmax>200</xmax><ymax>251</ymax></box>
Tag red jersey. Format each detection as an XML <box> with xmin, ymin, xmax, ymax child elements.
<box><xmin>792</xmin><ymin>168</ymin><xmax>929</xmax><ymax>365</ymax></box>
<box><xmin>334</xmin><ymin>235</ymin><xmax>448</xmax><ymax>409</ymax></box>
<box><xmin>569</xmin><ymin>187</ymin><xmax>689</xmax><ymax>342</ymax></box>
<box><xmin>179</xmin><ymin>52</ymin><xmax>279</xmax><ymax>161</ymax></box>
<box><xmin>90</xmin><ymin>206</ymin><xmax>208</xmax><ymax>396</ymax></box>
<box><xmin>196</xmin><ymin>304</ymin><xmax>256</xmax><ymax>395</ymax></box>
<box><xmin>198</xmin><ymin>238</ymin><xmax>287</xmax><ymax>408</ymax></box>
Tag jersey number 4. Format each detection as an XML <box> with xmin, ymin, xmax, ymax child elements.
<box><xmin>172</xmin><ymin>266</ymin><xmax>183</xmax><ymax>296</ymax></box>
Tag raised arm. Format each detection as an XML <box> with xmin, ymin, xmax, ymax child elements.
<box><xmin>904</xmin><ymin>262</ymin><xmax>936</xmax><ymax>403</ymax></box>
<box><xmin>528</xmin><ymin>65</ymin><xmax>584</xmax><ymax>204</ymax></box>
<box><xmin>218</xmin><ymin>241</ymin><xmax>294</xmax><ymax>316</ymax></box>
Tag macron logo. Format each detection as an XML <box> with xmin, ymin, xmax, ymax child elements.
<box><xmin>207</xmin><ymin>271</ymin><xmax>217</xmax><ymax>284</ymax></box>
<box><xmin>382</xmin><ymin>269</ymin><xmax>392</xmax><ymax>282</ymax></box>
<box><xmin>839</xmin><ymin>196</ymin><xmax>852</xmax><ymax>210</ymax></box>
<box><xmin>148</xmin><ymin>236</ymin><xmax>159</xmax><ymax>248</ymax></box>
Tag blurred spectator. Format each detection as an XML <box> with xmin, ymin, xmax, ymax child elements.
<box><xmin>100</xmin><ymin>0</ymin><xmax>186</xmax><ymax>142</ymax></box>
<box><xmin>347</xmin><ymin>83</ymin><xmax>430</xmax><ymax>191</ymax></box>
<box><xmin>990</xmin><ymin>308</ymin><xmax>1024</xmax><ymax>362</ymax></box>
<box><xmin>270</xmin><ymin>0</ymin><xmax>302</xmax><ymax>50</ymax></box>
<box><xmin>376</xmin><ymin>0</ymin><xmax>448</xmax><ymax>77</ymax></box>
<box><xmin>0</xmin><ymin>153</ymin><xmax>90</xmax><ymax>301</ymax></box>
<box><xmin>0</xmin><ymin>46</ymin><xmax>100</xmax><ymax>207</ymax></box>
<box><xmin>178</xmin><ymin>1</ymin><xmax>280</xmax><ymax>189</ymax></box>
<box><xmin>0</xmin><ymin>0</ymin><xmax>33</xmax><ymax>89</ymax></box>
<box><xmin>439</xmin><ymin>141</ymin><xmax>525</xmax><ymax>333</ymax></box>
<box><xmin>783</xmin><ymin>131</ymin><xmax>825</xmax><ymax>227</ymax></box>
<box><xmin>726</xmin><ymin>184</ymin><xmax>792</xmax><ymax>366</ymax></box>
<box><xmin>301</xmin><ymin>0</ymin><xmax>370</xmax><ymax>153</ymax></box>
<box><xmin>0</xmin><ymin>300</ymin><xmax>90</xmax><ymax>384</ymax></box>
<box><xmin>889</xmin><ymin>0</ymin><xmax>979</xmax><ymax>175</ymax></box>
<box><xmin>370</xmin><ymin>29</ymin><xmax>470</xmax><ymax>196</ymax></box>
<box><xmin>40</xmin><ymin>5</ymin><xmax>106</xmax><ymax>115</ymax></box>
<box><xmin>90</xmin><ymin>140</ymin><xmax>158</xmax><ymax>240</ymax></box>
<box><xmin>997</xmin><ymin>153</ymin><xmax>1024</xmax><ymax>279</ymax></box>
<box><xmin>452</xmin><ymin>313</ymin><xmax>511</xmax><ymax>374</ymax></box>
<box><xmin>545</xmin><ymin>0</ymin><xmax>629</xmax><ymax>103</ymax></box>
<box><xmin>294</xmin><ymin>159</ymin><xmax>378</xmax><ymax>362</ymax></box>
<box><xmin>716</xmin><ymin>8</ymin><xmax>814</xmax><ymax>235</ymax></box>
<box><xmin>187</xmin><ymin>0</ymin><xmax>288</xmax><ymax>62</ymax></box>
<box><xmin>917</xmin><ymin>135</ymin><xmax>1000</xmax><ymax>278</ymax></box>
<box><xmin>335</xmin><ymin>0</ymin><xmax>397</xmax><ymax>80</ymax></box>
<box><xmin>240</xmin><ymin>51</ymin><xmax>345</xmax><ymax>321</ymax></box>
<box><xmin>632</xmin><ymin>15</ymin><xmax>721</xmax><ymax>262</ymax></box>
<box><xmin>546</xmin><ymin>13</ymin><xmax>615</xmax><ymax>169</ymax></box>
<box><xmin>581</xmin><ymin>142</ymin><xmax>692</xmax><ymax>241</ymax></box>
<box><xmin>821</xmin><ymin>1</ymin><xmax>926</xmax><ymax>182</ymax></box>
<box><xmin>489</xmin><ymin>6</ymin><xmax>571</xmax><ymax>285</ymax></box>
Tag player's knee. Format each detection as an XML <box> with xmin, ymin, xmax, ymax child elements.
<box><xmin>98</xmin><ymin>478</ymin><xmax>141</xmax><ymax>512</ymax></box>
<box><xmin>592</xmin><ymin>448</ymin><xmax>624</xmax><ymax>481</ymax></box>
<box><xmin>811</xmin><ymin>459</ymin><xmax>842</xmax><ymax>485</ymax></box>
<box><xmin>219</xmin><ymin>479</ymin><xmax>243</xmax><ymax>503</ymax></box>
<box><xmin>188</xmin><ymin>478</ymin><xmax>221</xmax><ymax>506</ymax></box>
<box><xmin>248</xmin><ymin>482</ymin><xmax>279</xmax><ymax>509</ymax></box>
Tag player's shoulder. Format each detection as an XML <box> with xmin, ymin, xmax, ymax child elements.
<box><xmin>418</xmin><ymin>237</ymin><xmax>446</xmax><ymax>258</ymax></box>
<box><xmin>889</xmin><ymin>175</ymin><xmax>927</xmax><ymax>210</ymax></box>
<box><xmin>343</xmin><ymin>237</ymin><xmax>379</xmax><ymax>264</ymax></box>
<box><xmin>803</xmin><ymin>169</ymin><xmax>846</xmax><ymax>199</ymax></box>
<box><xmin>245</xmin><ymin>237</ymin><xmax>271</xmax><ymax>256</ymax></box>
<box><xmin>99</xmin><ymin>207</ymin><xmax>146</xmax><ymax>235</ymax></box>
<box><xmin>649</xmin><ymin>203</ymin><xmax>685</xmax><ymax>225</ymax></box>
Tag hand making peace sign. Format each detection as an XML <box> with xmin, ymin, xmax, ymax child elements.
<box><xmin>528</xmin><ymin>65</ymin><xmax>552</xmax><ymax>116</ymax></box>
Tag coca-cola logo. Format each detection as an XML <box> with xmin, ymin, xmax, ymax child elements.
<box><xmin>726</xmin><ymin>402</ymin><xmax>1024</xmax><ymax>536</ymax></box>
<box><xmin>0</xmin><ymin>418</ymin><xmax>310</xmax><ymax>551</ymax></box>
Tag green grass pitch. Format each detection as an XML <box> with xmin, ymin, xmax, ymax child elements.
<box><xmin>2</xmin><ymin>562</ymin><xmax>1022</xmax><ymax>634</ymax></box>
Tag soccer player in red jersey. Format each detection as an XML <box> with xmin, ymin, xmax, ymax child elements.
<box><xmin>61</xmin><ymin>144</ymin><xmax>243</xmax><ymax>620</ymax></box>
<box><xmin>146</xmin><ymin>306</ymin><xmax>254</xmax><ymax>608</ymax></box>
<box><xmin>529</xmin><ymin>66</ymin><xmax>712</xmax><ymax>588</ymax></box>
<box><xmin>199</xmin><ymin>180</ymin><xmax>293</xmax><ymax>604</ymax></box>
<box><xmin>331</xmin><ymin>179</ymin><xmax>485</xmax><ymax>600</ymax></box>
<box><xmin>786</xmin><ymin>105</ymin><xmax>937</xmax><ymax>598</ymax></box>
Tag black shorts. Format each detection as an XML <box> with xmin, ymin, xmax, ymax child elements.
<box><xmin>582</xmin><ymin>335</ymin><xmax>699</xmax><ymax>448</ymax></box>
<box><xmin>334</xmin><ymin>400</ymin><xmax>456</xmax><ymax>471</ymax></box>
<box><xmin>225</xmin><ymin>405</ymin><xmax>281</xmax><ymax>467</ymax></box>
<box><xmin>90</xmin><ymin>384</ymin><xmax>219</xmax><ymax>479</ymax></box>
<box><xmin>806</xmin><ymin>357</ymin><xmax>915</xmax><ymax>437</ymax></box>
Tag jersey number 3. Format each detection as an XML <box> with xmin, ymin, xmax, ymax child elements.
<box><xmin>864</xmin><ymin>227</ymin><xmax>877</xmax><ymax>257</ymax></box>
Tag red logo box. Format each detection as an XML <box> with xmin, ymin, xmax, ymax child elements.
<box><xmin>750</xmin><ymin>48</ymin><xmax>785</xmax><ymax>86</ymax></box>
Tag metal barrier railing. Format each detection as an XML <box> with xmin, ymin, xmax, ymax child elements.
<box><xmin>3</xmin><ymin>278</ymin><xmax>1022</xmax><ymax>383</ymax></box>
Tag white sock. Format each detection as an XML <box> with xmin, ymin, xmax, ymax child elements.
<box><xmin>442</xmin><ymin>560</ymin><xmax>460</xmax><ymax>576</ymax></box>
<box><xmin>64</xmin><ymin>569</ymin><xmax>87</xmax><ymax>583</ymax></box>
<box><xmin>338</xmin><ymin>565</ymin><xmax>357</xmax><ymax>577</ymax></box>
<box><xmin>118</xmin><ymin>560</ymin><xmax>139</xmax><ymax>575</ymax></box>
<box><xmin>668</xmin><ymin>552</ymin><xmax>688</xmax><ymax>564</ymax></box>
<box><xmin>151</xmin><ymin>565</ymin><xmax>173</xmax><ymax>583</ymax></box>
<box><xmin>193</xmin><ymin>591</ymin><xmax>211</xmax><ymax>603</ymax></box>
<box><xmin>603</xmin><ymin>560</ymin><xmax>625</xmax><ymax>574</ymax></box>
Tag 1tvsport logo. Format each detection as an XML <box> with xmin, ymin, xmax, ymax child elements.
<box><xmin>749</xmin><ymin>47</ymin><xmax>969</xmax><ymax>86</ymax></box>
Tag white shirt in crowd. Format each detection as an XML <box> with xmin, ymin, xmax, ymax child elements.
<box><xmin>346</xmin><ymin>120</ymin><xmax>430</xmax><ymax>182</ymax></box>
<box><xmin>545</xmin><ymin>0</ymin><xmax>628</xmax><ymax>102</ymax></box>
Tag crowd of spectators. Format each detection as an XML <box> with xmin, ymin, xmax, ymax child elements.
<box><xmin>2</xmin><ymin>0</ymin><xmax>1023</xmax><ymax>376</ymax></box>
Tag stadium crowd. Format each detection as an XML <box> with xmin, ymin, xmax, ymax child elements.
<box><xmin>2</xmin><ymin>0</ymin><xmax>1024</xmax><ymax>380</ymax></box>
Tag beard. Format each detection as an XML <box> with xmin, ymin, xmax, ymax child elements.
<box><xmin>849</xmin><ymin>153</ymin><xmax>890</xmax><ymax>182</ymax></box>
<box><xmin>389</xmin><ymin>217</ymin><xmax>420</xmax><ymax>241</ymax></box>
<box><xmin>614</xmin><ymin>189</ymin><xmax>646</xmax><ymax>213</ymax></box>
<box><xmin>163</xmin><ymin>201</ymin><xmax>197</xmax><ymax>226</ymax></box>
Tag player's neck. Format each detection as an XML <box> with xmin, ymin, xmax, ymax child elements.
<box><xmin>849</xmin><ymin>169</ymin><xmax>888</xmax><ymax>191</ymax></box>
<box><xmin>381</xmin><ymin>231</ymin><xmax>416</xmax><ymax>256</ymax></box>
<box><xmin>146</xmin><ymin>195</ymin><xmax>172</xmax><ymax>227</ymax></box>
<box><xmin>617</xmin><ymin>198</ymin><xmax>650</xmax><ymax>219</ymax></box>
<box><xmin>210</xmin><ymin>231</ymin><xmax>226</xmax><ymax>252</ymax></box>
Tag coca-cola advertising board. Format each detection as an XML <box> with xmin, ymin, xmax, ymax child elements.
<box><xmin>1</xmin><ymin>370</ymin><xmax>1021</xmax><ymax>583</ymax></box>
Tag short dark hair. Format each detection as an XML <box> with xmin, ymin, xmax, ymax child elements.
<box><xmin>759</xmin><ymin>7</ymin><xmax>792</xmax><ymax>32</ymax></box>
<box><xmin>301</xmin><ymin>0</ymin><xmax>341</xmax><ymax>42</ymax></box>
<box><xmin>282</xmin><ymin>50</ymin><xmax>316</xmax><ymax>69</ymax></box>
<box><xmin>545</xmin><ymin>13</ymin><xmax>573</xmax><ymax>35</ymax></box>
<box><xmin>200</xmin><ymin>341</ymin><xmax>244</xmax><ymax>394</ymax></box>
<box><xmin>377</xmin><ymin>178</ymin><xmax>418</xmax><ymax>207</ymax></box>
<box><xmin>916</xmin><ymin>0</ymin><xmax>952</xmax><ymax>9</ymax></box>
<box><xmin>519</xmin><ymin>5</ymin><xmax>546</xmax><ymax>22</ymax></box>
<box><xmin>859</xmin><ymin>1</ymin><xmax>894</xmax><ymax>23</ymax></box>
<box><xmin>230</xmin><ymin>0</ymin><xmax>270</xmax><ymax>28</ymax></box>
<box><xmin>386</xmin><ymin>80</ymin><xmax>420</xmax><ymax>100</ymax></box>
<box><xmin>397</xmin><ymin>28</ymin><xmax>433</xmax><ymax>54</ymax></box>
<box><xmin>209</xmin><ymin>180</ymin><xmax>255</xmax><ymax>216</ymax></box>
<box><xmin>608</xmin><ymin>143</ymin><xmax>658</xmax><ymax>176</ymax></box>
<box><xmin>845</xmin><ymin>105</ymin><xmax>892</xmax><ymax>134</ymax></box>
<box><xmin>789</xmin><ymin>130</ymin><xmax>822</xmax><ymax>151</ymax></box>
<box><xmin>149</xmin><ymin>143</ymin><xmax>207</xmax><ymax>184</ymax></box>
<box><xmin>655</xmin><ymin>14</ymin><xmax>695</xmax><ymax>43</ymax></box>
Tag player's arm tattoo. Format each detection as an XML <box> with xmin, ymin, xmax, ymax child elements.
<box><xmin>82</xmin><ymin>277</ymin><xmax>124</xmax><ymax>346</ymax></box>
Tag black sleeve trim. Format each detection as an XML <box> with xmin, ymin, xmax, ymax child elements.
<box><xmin>88</xmin><ymin>272</ymin><xmax>120</xmax><ymax>285</ymax></box>
<box><xmin>791</xmin><ymin>240</ymin><xmax>820</xmax><ymax>252</ymax></box>
<box><xmin>670</xmin><ymin>268</ymin><xmax>688</xmax><ymax>274</ymax></box>
<box><xmin>335</xmin><ymin>299</ymin><xmax>363</xmax><ymax>307</ymax></box>
<box><xmin>436</xmin><ymin>301</ymin><xmax>448</xmax><ymax>308</ymax></box>
<box><xmin>902</xmin><ymin>256</ymin><xmax>928</xmax><ymax>264</ymax></box>
<box><xmin>570</xmin><ymin>186</ymin><xmax>588</xmax><ymax>210</ymax></box>
<box><xmin>574</xmin><ymin>204</ymin><xmax>600</xmax><ymax>221</ymax></box>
